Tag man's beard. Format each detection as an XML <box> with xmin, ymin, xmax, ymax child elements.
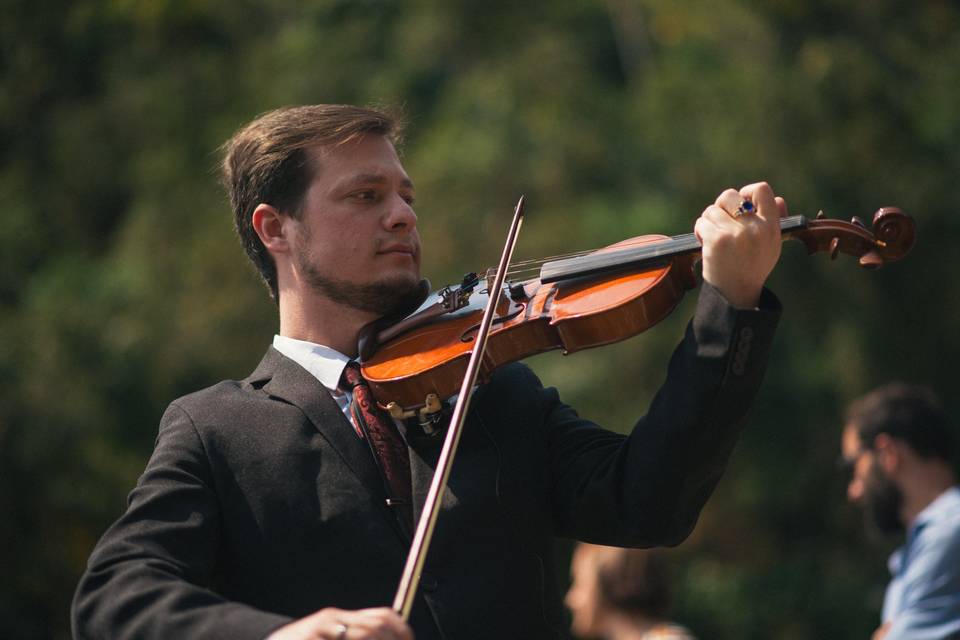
<box><xmin>297</xmin><ymin>247</ymin><xmax>422</xmax><ymax>319</ymax></box>
<box><xmin>861</xmin><ymin>464</ymin><xmax>905</xmax><ymax>539</ymax></box>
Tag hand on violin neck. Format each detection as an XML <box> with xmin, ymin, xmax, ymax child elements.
<box><xmin>694</xmin><ymin>181</ymin><xmax>787</xmax><ymax>308</ymax></box>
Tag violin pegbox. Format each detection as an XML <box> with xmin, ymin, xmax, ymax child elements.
<box><xmin>792</xmin><ymin>207</ymin><xmax>915</xmax><ymax>269</ymax></box>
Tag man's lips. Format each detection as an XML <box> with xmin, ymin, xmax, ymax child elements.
<box><xmin>377</xmin><ymin>244</ymin><xmax>417</xmax><ymax>256</ymax></box>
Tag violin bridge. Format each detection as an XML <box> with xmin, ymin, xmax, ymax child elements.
<box><xmin>485</xmin><ymin>267</ymin><xmax>497</xmax><ymax>293</ymax></box>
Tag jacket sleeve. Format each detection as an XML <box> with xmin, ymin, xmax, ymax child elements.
<box><xmin>71</xmin><ymin>402</ymin><xmax>292</xmax><ymax>640</ymax></box>
<box><xmin>543</xmin><ymin>282</ymin><xmax>781</xmax><ymax>546</ymax></box>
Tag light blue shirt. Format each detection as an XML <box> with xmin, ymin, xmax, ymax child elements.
<box><xmin>882</xmin><ymin>485</ymin><xmax>960</xmax><ymax>640</ymax></box>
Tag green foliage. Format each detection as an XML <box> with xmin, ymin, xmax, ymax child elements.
<box><xmin>3</xmin><ymin>1</ymin><xmax>959</xmax><ymax>637</ymax></box>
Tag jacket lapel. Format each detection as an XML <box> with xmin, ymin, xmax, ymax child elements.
<box><xmin>252</xmin><ymin>348</ymin><xmax>389</xmax><ymax>515</ymax></box>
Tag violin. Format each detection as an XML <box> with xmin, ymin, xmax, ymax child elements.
<box><xmin>361</xmin><ymin>206</ymin><xmax>915</xmax><ymax>423</ymax></box>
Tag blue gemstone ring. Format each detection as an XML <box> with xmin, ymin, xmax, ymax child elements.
<box><xmin>734</xmin><ymin>198</ymin><xmax>755</xmax><ymax>218</ymax></box>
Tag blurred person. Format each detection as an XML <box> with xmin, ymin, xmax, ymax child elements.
<box><xmin>566</xmin><ymin>544</ymin><xmax>695</xmax><ymax>640</ymax></box>
<box><xmin>72</xmin><ymin>104</ymin><xmax>786</xmax><ymax>640</ymax></box>
<box><xmin>841</xmin><ymin>383</ymin><xmax>960</xmax><ymax>640</ymax></box>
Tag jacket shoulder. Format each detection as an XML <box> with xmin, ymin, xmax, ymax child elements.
<box><xmin>161</xmin><ymin>351</ymin><xmax>283</xmax><ymax>430</ymax></box>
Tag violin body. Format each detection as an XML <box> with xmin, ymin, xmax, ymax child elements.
<box><xmin>362</xmin><ymin>208</ymin><xmax>915</xmax><ymax>415</ymax></box>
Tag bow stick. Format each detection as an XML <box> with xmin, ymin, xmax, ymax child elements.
<box><xmin>392</xmin><ymin>196</ymin><xmax>526</xmax><ymax>619</ymax></box>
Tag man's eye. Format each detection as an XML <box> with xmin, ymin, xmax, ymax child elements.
<box><xmin>402</xmin><ymin>195</ymin><xmax>416</xmax><ymax>206</ymax></box>
<box><xmin>352</xmin><ymin>191</ymin><xmax>377</xmax><ymax>201</ymax></box>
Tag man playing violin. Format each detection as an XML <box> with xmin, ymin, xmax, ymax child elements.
<box><xmin>73</xmin><ymin>104</ymin><xmax>785</xmax><ymax>640</ymax></box>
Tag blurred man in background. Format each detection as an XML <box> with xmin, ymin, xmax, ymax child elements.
<box><xmin>841</xmin><ymin>383</ymin><xmax>960</xmax><ymax>640</ymax></box>
<box><xmin>566</xmin><ymin>543</ymin><xmax>696</xmax><ymax>640</ymax></box>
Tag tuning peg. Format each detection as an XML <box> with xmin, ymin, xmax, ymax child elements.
<box><xmin>816</xmin><ymin>210</ymin><xmax>826</xmax><ymax>220</ymax></box>
<box><xmin>850</xmin><ymin>216</ymin><xmax>866</xmax><ymax>228</ymax></box>
<box><xmin>829</xmin><ymin>237</ymin><xmax>840</xmax><ymax>260</ymax></box>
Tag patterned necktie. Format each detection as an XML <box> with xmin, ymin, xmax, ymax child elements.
<box><xmin>340</xmin><ymin>361</ymin><xmax>413</xmax><ymax>530</ymax></box>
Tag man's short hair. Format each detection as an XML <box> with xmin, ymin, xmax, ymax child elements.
<box><xmin>221</xmin><ymin>104</ymin><xmax>403</xmax><ymax>299</ymax></box>
<box><xmin>846</xmin><ymin>382</ymin><xmax>954</xmax><ymax>463</ymax></box>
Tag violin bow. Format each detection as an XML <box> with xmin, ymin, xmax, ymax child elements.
<box><xmin>392</xmin><ymin>196</ymin><xmax>526</xmax><ymax>620</ymax></box>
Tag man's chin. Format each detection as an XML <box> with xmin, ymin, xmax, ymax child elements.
<box><xmin>860</xmin><ymin>473</ymin><xmax>906</xmax><ymax>540</ymax></box>
<box><xmin>334</xmin><ymin>276</ymin><xmax>423</xmax><ymax>317</ymax></box>
<box><xmin>375</xmin><ymin>274</ymin><xmax>428</xmax><ymax>318</ymax></box>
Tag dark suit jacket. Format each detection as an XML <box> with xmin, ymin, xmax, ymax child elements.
<box><xmin>72</xmin><ymin>284</ymin><xmax>780</xmax><ymax>639</ymax></box>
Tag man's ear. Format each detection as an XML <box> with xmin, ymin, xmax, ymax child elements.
<box><xmin>252</xmin><ymin>203</ymin><xmax>292</xmax><ymax>255</ymax></box>
<box><xmin>873</xmin><ymin>433</ymin><xmax>901</xmax><ymax>474</ymax></box>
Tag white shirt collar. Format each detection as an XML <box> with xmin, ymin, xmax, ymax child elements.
<box><xmin>272</xmin><ymin>334</ymin><xmax>352</xmax><ymax>392</ymax></box>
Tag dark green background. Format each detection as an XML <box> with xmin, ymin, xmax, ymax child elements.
<box><xmin>3</xmin><ymin>1</ymin><xmax>958</xmax><ymax>637</ymax></box>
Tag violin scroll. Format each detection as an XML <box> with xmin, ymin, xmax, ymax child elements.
<box><xmin>871</xmin><ymin>207</ymin><xmax>916</xmax><ymax>263</ymax></box>
<box><xmin>790</xmin><ymin>207</ymin><xmax>915</xmax><ymax>270</ymax></box>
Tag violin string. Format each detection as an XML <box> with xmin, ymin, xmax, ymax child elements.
<box><xmin>510</xmin><ymin>236</ymin><xmax>673</xmax><ymax>267</ymax></box>
<box><xmin>506</xmin><ymin>249</ymin><xmax>597</xmax><ymax>268</ymax></box>
<box><xmin>503</xmin><ymin>236</ymin><xmax>676</xmax><ymax>274</ymax></box>
<box><xmin>496</xmin><ymin>233</ymin><xmax>703</xmax><ymax>281</ymax></box>
<box><xmin>504</xmin><ymin>268</ymin><xmax>543</xmax><ymax>280</ymax></box>
<box><xmin>501</xmin><ymin>254</ymin><xmax>590</xmax><ymax>279</ymax></box>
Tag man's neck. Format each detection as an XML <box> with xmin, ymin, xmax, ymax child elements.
<box><xmin>900</xmin><ymin>465</ymin><xmax>957</xmax><ymax>528</ymax></box>
<box><xmin>278</xmin><ymin>293</ymin><xmax>377</xmax><ymax>358</ymax></box>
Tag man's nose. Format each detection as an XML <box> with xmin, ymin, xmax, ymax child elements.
<box><xmin>384</xmin><ymin>194</ymin><xmax>417</xmax><ymax>230</ymax></box>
